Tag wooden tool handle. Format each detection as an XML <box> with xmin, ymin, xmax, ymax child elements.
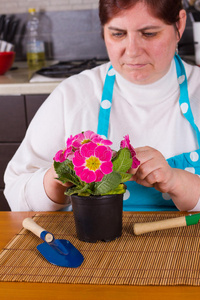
<box><xmin>23</xmin><ymin>217</ymin><xmax>53</xmax><ymax>242</ymax></box>
<box><xmin>133</xmin><ymin>216</ymin><xmax>187</xmax><ymax>235</ymax></box>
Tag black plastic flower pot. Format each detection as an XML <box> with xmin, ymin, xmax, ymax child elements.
<box><xmin>71</xmin><ymin>194</ymin><xmax>123</xmax><ymax>243</ymax></box>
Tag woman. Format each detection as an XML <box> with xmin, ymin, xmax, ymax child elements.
<box><xmin>4</xmin><ymin>0</ymin><xmax>200</xmax><ymax>211</ymax></box>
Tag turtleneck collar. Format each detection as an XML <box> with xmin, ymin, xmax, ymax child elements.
<box><xmin>114</xmin><ymin>58</ymin><xmax>180</xmax><ymax>106</ymax></box>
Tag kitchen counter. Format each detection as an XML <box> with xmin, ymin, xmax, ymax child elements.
<box><xmin>0</xmin><ymin>56</ymin><xmax>196</xmax><ymax>96</ymax></box>
<box><xmin>0</xmin><ymin>211</ymin><xmax>200</xmax><ymax>300</ymax></box>
<box><xmin>0</xmin><ymin>61</ymin><xmax>62</xmax><ymax>95</ymax></box>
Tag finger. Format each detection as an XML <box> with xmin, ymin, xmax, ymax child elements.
<box><xmin>134</xmin><ymin>146</ymin><xmax>155</xmax><ymax>163</ymax></box>
<box><xmin>127</xmin><ymin>165</ymin><xmax>139</xmax><ymax>175</ymax></box>
<box><xmin>129</xmin><ymin>173</ymin><xmax>154</xmax><ymax>187</ymax></box>
<box><xmin>134</xmin><ymin>176</ymin><xmax>154</xmax><ymax>187</ymax></box>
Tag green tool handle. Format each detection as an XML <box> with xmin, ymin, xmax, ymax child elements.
<box><xmin>133</xmin><ymin>216</ymin><xmax>187</xmax><ymax>235</ymax></box>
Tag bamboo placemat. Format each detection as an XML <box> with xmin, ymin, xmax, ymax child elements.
<box><xmin>0</xmin><ymin>213</ymin><xmax>200</xmax><ymax>285</ymax></box>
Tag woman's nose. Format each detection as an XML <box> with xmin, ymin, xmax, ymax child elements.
<box><xmin>125</xmin><ymin>35</ymin><xmax>142</xmax><ymax>57</ymax></box>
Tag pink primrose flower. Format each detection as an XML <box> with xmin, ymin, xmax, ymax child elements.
<box><xmin>92</xmin><ymin>136</ymin><xmax>112</xmax><ymax>146</ymax></box>
<box><xmin>73</xmin><ymin>141</ymin><xmax>113</xmax><ymax>183</ymax></box>
<box><xmin>53</xmin><ymin>149</ymin><xmax>68</xmax><ymax>163</ymax></box>
<box><xmin>120</xmin><ymin>135</ymin><xmax>140</xmax><ymax>168</ymax></box>
<box><xmin>66</xmin><ymin>135</ymin><xmax>77</xmax><ymax>148</ymax></box>
<box><xmin>71</xmin><ymin>131</ymin><xmax>99</xmax><ymax>149</ymax></box>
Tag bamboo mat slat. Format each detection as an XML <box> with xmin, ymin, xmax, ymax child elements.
<box><xmin>0</xmin><ymin>213</ymin><xmax>200</xmax><ymax>286</ymax></box>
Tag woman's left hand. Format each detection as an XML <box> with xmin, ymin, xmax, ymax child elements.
<box><xmin>129</xmin><ymin>146</ymin><xmax>175</xmax><ymax>193</ymax></box>
<box><xmin>128</xmin><ymin>146</ymin><xmax>200</xmax><ymax>211</ymax></box>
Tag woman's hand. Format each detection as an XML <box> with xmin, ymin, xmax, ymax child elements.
<box><xmin>128</xmin><ymin>146</ymin><xmax>200</xmax><ymax>211</ymax></box>
<box><xmin>43</xmin><ymin>164</ymin><xmax>73</xmax><ymax>204</ymax></box>
<box><xmin>129</xmin><ymin>146</ymin><xmax>175</xmax><ymax>192</ymax></box>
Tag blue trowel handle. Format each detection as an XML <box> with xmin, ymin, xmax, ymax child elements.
<box><xmin>23</xmin><ymin>217</ymin><xmax>54</xmax><ymax>243</ymax></box>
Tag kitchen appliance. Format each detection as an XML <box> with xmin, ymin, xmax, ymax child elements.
<box><xmin>23</xmin><ymin>217</ymin><xmax>84</xmax><ymax>268</ymax></box>
<box><xmin>36</xmin><ymin>57</ymin><xmax>109</xmax><ymax>78</ymax></box>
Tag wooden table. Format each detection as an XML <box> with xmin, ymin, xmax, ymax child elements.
<box><xmin>0</xmin><ymin>211</ymin><xmax>200</xmax><ymax>300</ymax></box>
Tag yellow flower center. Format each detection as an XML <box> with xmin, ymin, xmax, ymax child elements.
<box><xmin>85</xmin><ymin>156</ymin><xmax>101</xmax><ymax>171</ymax></box>
<box><xmin>81</xmin><ymin>139</ymin><xmax>91</xmax><ymax>144</ymax></box>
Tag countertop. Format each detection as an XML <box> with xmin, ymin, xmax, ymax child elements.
<box><xmin>0</xmin><ymin>61</ymin><xmax>62</xmax><ymax>95</ymax></box>
<box><xmin>0</xmin><ymin>56</ymin><xmax>196</xmax><ymax>96</ymax></box>
<box><xmin>0</xmin><ymin>211</ymin><xmax>199</xmax><ymax>300</ymax></box>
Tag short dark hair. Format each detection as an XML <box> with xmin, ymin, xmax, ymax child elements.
<box><xmin>99</xmin><ymin>0</ymin><xmax>183</xmax><ymax>26</ymax></box>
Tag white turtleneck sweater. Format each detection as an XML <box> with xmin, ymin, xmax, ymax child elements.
<box><xmin>4</xmin><ymin>59</ymin><xmax>200</xmax><ymax>211</ymax></box>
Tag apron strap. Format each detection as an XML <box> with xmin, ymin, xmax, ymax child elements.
<box><xmin>174</xmin><ymin>54</ymin><xmax>200</xmax><ymax>148</ymax></box>
<box><xmin>97</xmin><ymin>65</ymin><xmax>116</xmax><ymax>138</ymax></box>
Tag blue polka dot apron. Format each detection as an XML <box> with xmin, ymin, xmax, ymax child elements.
<box><xmin>97</xmin><ymin>54</ymin><xmax>200</xmax><ymax>211</ymax></box>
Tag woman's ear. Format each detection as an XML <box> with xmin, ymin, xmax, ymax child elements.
<box><xmin>176</xmin><ymin>9</ymin><xmax>187</xmax><ymax>41</ymax></box>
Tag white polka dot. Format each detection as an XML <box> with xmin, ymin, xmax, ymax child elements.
<box><xmin>185</xmin><ymin>167</ymin><xmax>195</xmax><ymax>174</ymax></box>
<box><xmin>162</xmin><ymin>193</ymin><xmax>171</xmax><ymax>201</ymax></box>
<box><xmin>180</xmin><ymin>103</ymin><xmax>188</xmax><ymax>114</ymax></box>
<box><xmin>190</xmin><ymin>151</ymin><xmax>199</xmax><ymax>162</ymax></box>
<box><xmin>108</xmin><ymin>68</ymin><xmax>116</xmax><ymax>76</ymax></box>
<box><xmin>101</xmin><ymin>100</ymin><xmax>112</xmax><ymax>109</ymax></box>
<box><xmin>123</xmin><ymin>189</ymin><xmax>130</xmax><ymax>201</ymax></box>
<box><xmin>100</xmin><ymin>135</ymin><xmax>107</xmax><ymax>139</ymax></box>
<box><xmin>178</xmin><ymin>75</ymin><xmax>185</xmax><ymax>84</ymax></box>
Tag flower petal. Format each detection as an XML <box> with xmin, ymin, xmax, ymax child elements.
<box><xmin>74</xmin><ymin>166</ymin><xmax>85</xmax><ymax>177</ymax></box>
<box><xmin>53</xmin><ymin>149</ymin><xmax>68</xmax><ymax>162</ymax></box>
<box><xmin>94</xmin><ymin>169</ymin><xmax>104</xmax><ymax>182</ymax></box>
<box><xmin>80</xmin><ymin>142</ymin><xmax>96</xmax><ymax>157</ymax></box>
<box><xmin>95</xmin><ymin>145</ymin><xmax>112</xmax><ymax>161</ymax></box>
<box><xmin>132</xmin><ymin>157</ymin><xmax>140</xmax><ymax>168</ymax></box>
<box><xmin>120</xmin><ymin>135</ymin><xmax>139</xmax><ymax>168</ymax></box>
<box><xmin>73</xmin><ymin>150</ymin><xmax>85</xmax><ymax>167</ymax></box>
<box><xmin>100</xmin><ymin>161</ymin><xmax>113</xmax><ymax>175</ymax></box>
<box><xmin>66</xmin><ymin>135</ymin><xmax>76</xmax><ymax>148</ymax></box>
<box><xmin>84</xmin><ymin>130</ymin><xmax>98</xmax><ymax>140</ymax></box>
<box><xmin>92</xmin><ymin>137</ymin><xmax>112</xmax><ymax>146</ymax></box>
<box><xmin>80</xmin><ymin>169</ymin><xmax>96</xmax><ymax>183</ymax></box>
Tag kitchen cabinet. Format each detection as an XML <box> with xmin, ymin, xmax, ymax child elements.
<box><xmin>0</xmin><ymin>94</ymin><xmax>49</xmax><ymax>211</ymax></box>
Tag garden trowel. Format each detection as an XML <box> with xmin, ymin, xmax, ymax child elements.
<box><xmin>23</xmin><ymin>217</ymin><xmax>84</xmax><ymax>267</ymax></box>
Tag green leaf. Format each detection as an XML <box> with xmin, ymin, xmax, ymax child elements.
<box><xmin>54</xmin><ymin>160</ymin><xmax>80</xmax><ymax>186</ymax></box>
<box><xmin>65</xmin><ymin>183</ymin><xmax>92</xmax><ymax>196</ymax></box>
<box><xmin>101</xmin><ymin>183</ymin><xmax>126</xmax><ymax>195</ymax></box>
<box><xmin>93</xmin><ymin>172</ymin><xmax>122</xmax><ymax>195</ymax></box>
<box><xmin>112</xmin><ymin>148</ymin><xmax>132</xmax><ymax>173</ymax></box>
<box><xmin>119</xmin><ymin>172</ymin><xmax>132</xmax><ymax>183</ymax></box>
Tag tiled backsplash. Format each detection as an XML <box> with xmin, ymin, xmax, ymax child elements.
<box><xmin>0</xmin><ymin>0</ymin><xmax>99</xmax><ymax>14</ymax></box>
<box><xmin>12</xmin><ymin>9</ymin><xmax>108</xmax><ymax>62</ymax></box>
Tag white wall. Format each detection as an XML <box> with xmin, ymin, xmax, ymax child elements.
<box><xmin>0</xmin><ymin>0</ymin><xmax>99</xmax><ymax>14</ymax></box>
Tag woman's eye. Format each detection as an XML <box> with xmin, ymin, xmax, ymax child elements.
<box><xmin>143</xmin><ymin>32</ymin><xmax>157</xmax><ymax>38</ymax></box>
<box><xmin>112</xmin><ymin>32</ymin><xmax>125</xmax><ymax>38</ymax></box>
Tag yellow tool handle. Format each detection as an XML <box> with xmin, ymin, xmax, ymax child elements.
<box><xmin>133</xmin><ymin>216</ymin><xmax>187</xmax><ymax>235</ymax></box>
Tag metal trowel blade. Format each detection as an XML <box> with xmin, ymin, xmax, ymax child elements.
<box><xmin>37</xmin><ymin>239</ymin><xmax>84</xmax><ymax>268</ymax></box>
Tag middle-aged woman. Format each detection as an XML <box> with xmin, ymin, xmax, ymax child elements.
<box><xmin>4</xmin><ymin>0</ymin><xmax>200</xmax><ymax>212</ymax></box>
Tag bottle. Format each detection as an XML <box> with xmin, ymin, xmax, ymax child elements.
<box><xmin>26</xmin><ymin>8</ymin><xmax>45</xmax><ymax>69</ymax></box>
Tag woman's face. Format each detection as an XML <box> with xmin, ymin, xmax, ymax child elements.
<box><xmin>103</xmin><ymin>2</ymin><xmax>186</xmax><ymax>85</ymax></box>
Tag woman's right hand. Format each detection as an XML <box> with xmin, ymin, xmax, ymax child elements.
<box><xmin>43</xmin><ymin>164</ymin><xmax>73</xmax><ymax>204</ymax></box>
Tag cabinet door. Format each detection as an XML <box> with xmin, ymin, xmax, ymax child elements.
<box><xmin>0</xmin><ymin>143</ymin><xmax>20</xmax><ymax>188</ymax></box>
<box><xmin>0</xmin><ymin>144</ymin><xmax>20</xmax><ymax>211</ymax></box>
<box><xmin>0</xmin><ymin>190</ymin><xmax>10</xmax><ymax>211</ymax></box>
<box><xmin>26</xmin><ymin>94</ymin><xmax>49</xmax><ymax>125</ymax></box>
<box><xmin>0</xmin><ymin>96</ymin><xmax>26</xmax><ymax>142</ymax></box>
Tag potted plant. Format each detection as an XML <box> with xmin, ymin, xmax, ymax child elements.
<box><xmin>53</xmin><ymin>131</ymin><xmax>140</xmax><ymax>242</ymax></box>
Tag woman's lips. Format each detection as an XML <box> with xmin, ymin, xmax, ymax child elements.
<box><xmin>126</xmin><ymin>63</ymin><xmax>147</xmax><ymax>69</ymax></box>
